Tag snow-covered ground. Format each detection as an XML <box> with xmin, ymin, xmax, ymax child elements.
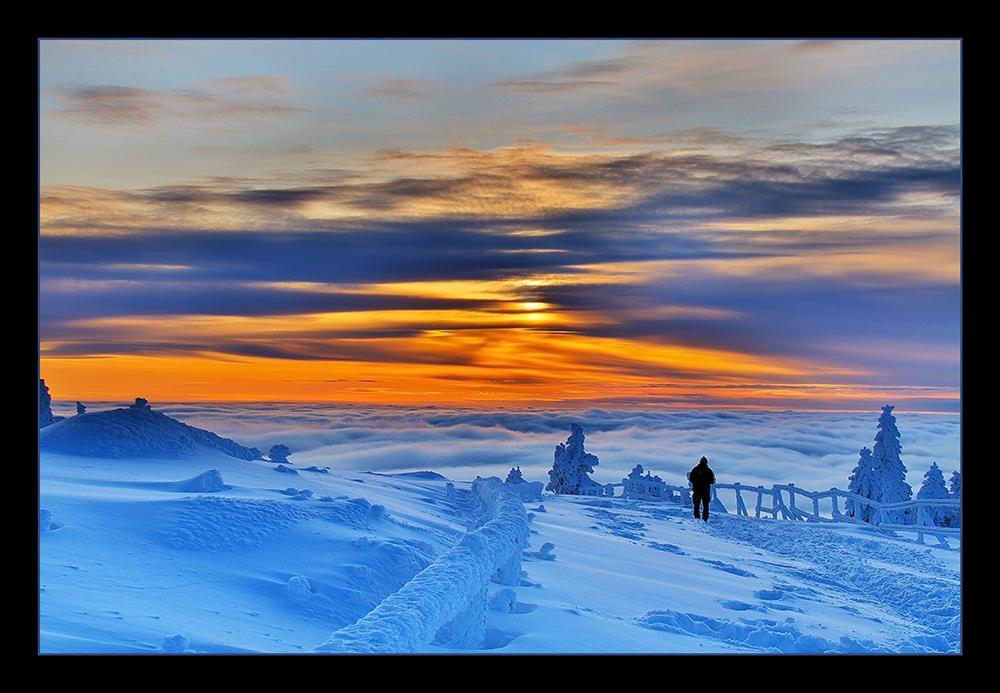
<box><xmin>38</xmin><ymin>402</ymin><xmax>960</xmax><ymax>654</ymax></box>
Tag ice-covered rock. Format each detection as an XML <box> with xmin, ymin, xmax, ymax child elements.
<box><xmin>622</xmin><ymin>464</ymin><xmax>671</xmax><ymax>501</ymax></box>
<box><xmin>176</xmin><ymin>469</ymin><xmax>229</xmax><ymax>493</ymax></box>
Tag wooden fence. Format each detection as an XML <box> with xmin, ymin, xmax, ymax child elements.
<box><xmin>620</xmin><ymin>474</ymin><xmax>960</xmax><ymax>547</ymax></box>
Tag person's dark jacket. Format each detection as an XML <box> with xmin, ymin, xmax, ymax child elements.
<box><xmin>689</xmin><ymin>461</ymin><xmax>716</xmax><ymax>494</ymax></box>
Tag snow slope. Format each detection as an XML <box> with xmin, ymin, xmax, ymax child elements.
<box><xmin>40</xmin><ymin>401</ymin><xmax>262</xmax><ymax>460</ymax></box>
<box><xmin>39</xmin><ymin>430</ymin><xmax>960</xmax><ymax>653</ymax></box>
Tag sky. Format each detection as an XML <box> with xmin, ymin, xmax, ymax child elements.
<box><xmin>38</xmin><ymin>40</ymin><xmax>962</xmax><ymax>411</ymax></box>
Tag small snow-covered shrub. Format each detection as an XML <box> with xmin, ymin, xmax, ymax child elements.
<box><xmin>489</xmin><ymin>587</ymin><xmax>518</xmax><ymax>613</ymax></box>
<box><xmin>505</xmin><ymin>466</ymin><xmax>543</xmax><ymax>501</ymax></box>
<box><xmin>269</xmin><ymin>444</ymin><xmax>292</xmax><ymax>464</ymax></box>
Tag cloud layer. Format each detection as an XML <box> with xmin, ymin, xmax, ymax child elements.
<box><xmin>48</xmin><ymin>401</ymin><xmax>959</xmax><ymax>496</ymax></box>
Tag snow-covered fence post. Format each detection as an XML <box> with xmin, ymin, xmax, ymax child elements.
<box><xmin>915</xmin><ymin>503</ymin><xmax>931</xmax><ymax>545</ymax></box>
<box><xmin>733</xmin><ymin>483</ymin><xmax>749</xmax><ymax>517</ymax></box>
<box><xmin>314</xmin><ymin>477</ymin><xmax>529</xmax><ymax>653</ymax></box>
<box><xmin>709</xmin><ymin>484</ymin><xmax>727</xmax><ymax>515</ymax></box>
<box><xmin>785</xmin><ymin>484</ymin><xmax>809</xmax><ymax>521</ymax></box>
<box><xmin>830</xmin><ymin>490</ymin><xmax>845</xmax><ymax>520</ymax></box>
<box><xmin>772</xmin><ymin>485</ymin><xmax>789</xmax><ymax>519</ymax></box>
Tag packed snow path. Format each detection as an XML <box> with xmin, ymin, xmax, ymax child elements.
<box><xmin>526</xmin><ymin>496</ymin><xmax>960</xmax><ymax>653</ymax></box>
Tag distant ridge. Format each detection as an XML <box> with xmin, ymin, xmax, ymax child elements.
<box><xmin>39</xmin><ymin>398</ymin><xmax>263</xmax><ymax>460</ymax></box>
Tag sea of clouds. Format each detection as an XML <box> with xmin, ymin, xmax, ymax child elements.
<box><xmin>52</xmin><ymin>402</ymin><xmax>960</xmax><ymax>495</ymax></box>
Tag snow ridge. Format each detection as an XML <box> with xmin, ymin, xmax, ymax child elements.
<box><xmin>314</xmin><ymin>476</ymin><xmax>529</xmax><ymax>653</ymax></box>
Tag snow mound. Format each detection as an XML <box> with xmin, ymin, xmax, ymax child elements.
<box><xmin>287</xmin><ymin>576</ymin><xmax>313</xmax><ymax>603</ymax></box>
<box><xmin>39</xmin><ymin>509</ymin><xmax>60</xmax><ymax>532</ymax></box>
<box><xmin>39</xmin><ymin>400</ymin><xmax>262</xmax><ymax>460</ymax></box>
<box><xmin>159</xmin><ymin>634</ymin><xmax>194</xmax><ymax>653</ymax></box>
<box><xmin>175</xmin><ymin>470</ymin><xmax>229</xmax><ymax>493</ymax></box>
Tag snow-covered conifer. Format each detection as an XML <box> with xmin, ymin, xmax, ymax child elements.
<box><xmin>546</xmin><ymin>424</ymin><xmax>604</xmax><ymax>495</ymax></box>
<box><xmin>505</xmin><ymin>467</ymin><xmax>525</xmax><ymax>485</ymax></box>
<box><xmin>872</xmin><ymin>405</ymin><xmax>911</xmax><ymax>523</ymax></box>
<box><xmin>917</xmin><ymin>462</ymin><xmax>950</xmax><ymax>526</ymax></box>
<box><xmin>846</xmin><ymin>447</ymin><xmax>879</xmax><ymax>523</ymax></box>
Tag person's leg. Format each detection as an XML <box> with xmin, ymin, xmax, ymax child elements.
<box><xmin>694</xmin><ymin>492</ymin><xmax>708</xmax><ymax>519</ymax></box>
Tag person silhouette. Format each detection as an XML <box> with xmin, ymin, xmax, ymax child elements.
<box><xmin>688</xmin><ymin>456</ymin><xmax>716</xmax><ymax>521</ymax></box>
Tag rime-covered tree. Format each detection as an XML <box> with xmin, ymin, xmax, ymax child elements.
<box><xmin>546</xmin><ymin>424</ymin><xmax>604</xmax><ymax>496</ymax></box>
<box><xmin>40</xmin><ymin>379</ymin><xmax>55</xmax><ymax>428</ymax></box>
<box><xmin>846</xmin><ymin>447</ymin><xmax>879</xmax><ymax>523</ymax></box>
<box><xmin>917</xmin><ymin>462</ymin><xmax>950</xmax><ymax>526</ymax></box>
<box><xmin>872</xmin><ymin>405</ymin><xmax>911</xmax><ymax>523</ymax></box>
